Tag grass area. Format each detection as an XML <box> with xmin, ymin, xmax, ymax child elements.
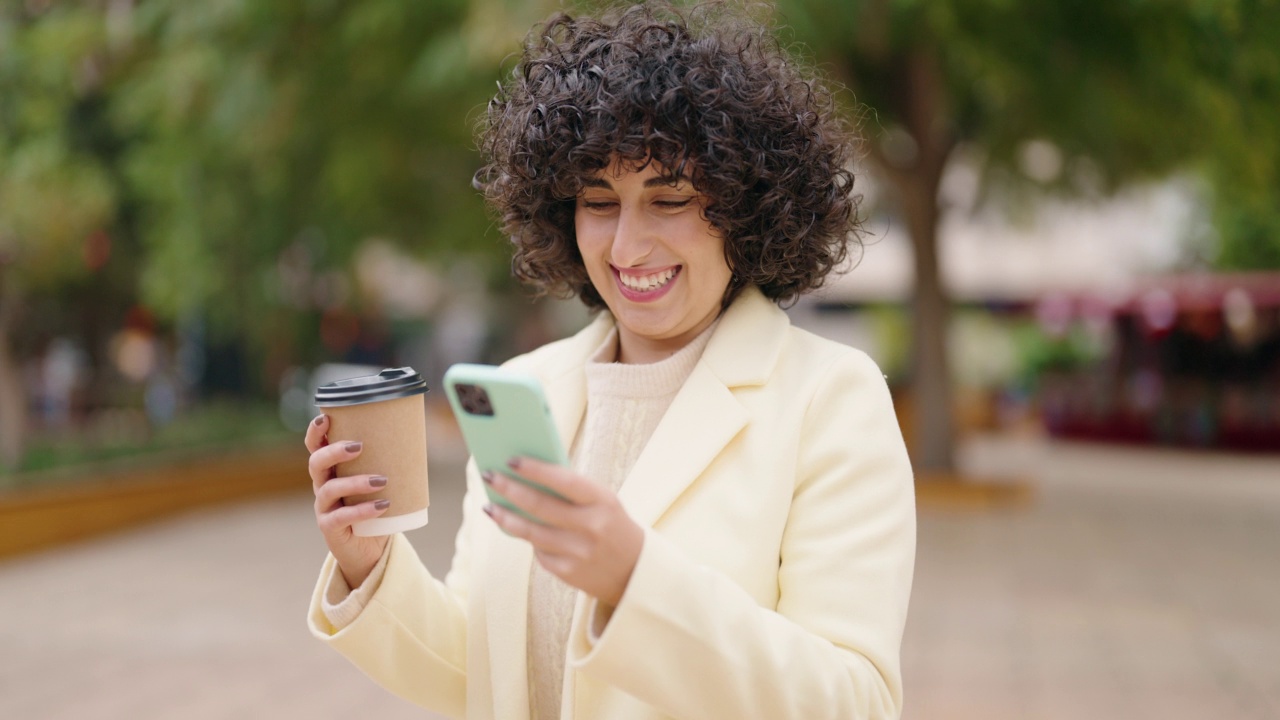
<box><xmin>1</xmin><ymin>401</ymin><xmax>295</xmax><ymax>491</ymax></box>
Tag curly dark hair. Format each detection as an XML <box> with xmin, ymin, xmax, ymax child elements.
<box><xmin>473</xmin><ymin>1</ymin><xmax>862</xmax><ymax>310</ymax></box>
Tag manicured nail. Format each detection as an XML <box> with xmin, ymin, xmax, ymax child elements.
<box><xmin>374</xmin><ymin>499</ymin><xmax>390</xmax><ymax>510</ymax></box>
<box><xmin>482</xmin><ymin>504</ymin><xmax>495</xmax><ymax>518</ymax></box>
<box><xmin>369</xmin><ymin>475</ymin><xmax>388</xmax><ymax>488</ymax></box>
<box><xmin>481</xmin><ymin>470</ymin><xmax>494</xmax><ymax>485</ymax></box>
<box><xmin>345</xmin><ymin>441</ymin><xmax>362</xmax><ymax>453</ymax></box>
<box><xmin>507</xmin><ymin>457</ymin><xmax>522</xmax><ymax>470</ymax></box>
<box><xmin>313</xmin><ymin>415</ymin><xmax>325</xmax><ymax>426</ymax></box>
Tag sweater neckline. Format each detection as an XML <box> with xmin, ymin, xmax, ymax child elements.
<box><xmin>583</xmin><ymin>319</ymin><xmax>718</xmax><ymax>399</ymax></box>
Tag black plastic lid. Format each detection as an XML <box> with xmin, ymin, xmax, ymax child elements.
<box><xmin>314</xmin><ymin>367</ymin><xmax>429</xmax><ymax>407</ymax></box>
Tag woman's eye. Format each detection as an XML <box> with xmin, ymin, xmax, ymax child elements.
<box><xmin>654</xmin><ymin>198</ymin><xmax>694</xmax><ymax>209</ymax></box>
<box><xmin>580</xmin><ymin>199</ymin><xmax>617</xmax><ymax>210</ymax></box>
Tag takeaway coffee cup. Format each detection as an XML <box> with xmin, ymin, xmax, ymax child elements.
<box><xmin>314</xmin><ymin>367</ymin><xmax>430</xmax><ymax>536</ymax></box>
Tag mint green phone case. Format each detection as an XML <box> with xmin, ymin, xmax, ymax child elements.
<box><xmin>442</xmin><ymin>363</ymin><xmax>569</xmax><ymax>521</ymax></box>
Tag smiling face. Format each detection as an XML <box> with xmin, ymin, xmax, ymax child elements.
<box><xmin>575</xmin><ymin>159</ymin><xmax>733</xmax><ymax>364</ymax></box>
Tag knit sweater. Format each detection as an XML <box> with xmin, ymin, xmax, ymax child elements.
<box><xmin>320</xmin><ymin>320</ymin><xmax>717</xmax><ymax>719</ymax></box>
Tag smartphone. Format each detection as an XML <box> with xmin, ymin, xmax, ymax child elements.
<box><xmin>442</xmin><ymin>363</ymin><xmax>569</xmax><ymax>521</ymax></box>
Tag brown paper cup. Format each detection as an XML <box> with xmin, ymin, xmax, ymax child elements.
<box><xmin>316</xmin><ymin>368</ymin><xmax>430</xmax><ymax>537</ymax></box>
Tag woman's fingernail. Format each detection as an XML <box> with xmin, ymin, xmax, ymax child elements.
<box><xmin>345</xmin><ymin>441</ymin><xmax>363</xmax><ymax>453</ymax></box>
<box><xmin>482</xmin><ymin>504</ymin><xmax>495</xmax><ymax>518</ymax></box>
<box><xmin>374</xmin><ymin>499</ymin><xmax>391</xmax><ymax>510</ymax></box>
<box><xmin>313</xmin><ymin>415</ymin><xmax>325</xmax><ymax>426</ymax></box>
<box><xmin>481</xmin><ymin>470</ymin><xmax>494</xmax><ymax>485</ymax></box>
<box><xmin>369</xmin><ymin>475</ymin><xmax>388</xmax><ymax>488</ymax></box>
<box><xmin>507</xmin><ymin>457</ymin><xmax>522</xmax><ymax>470</ymax></box>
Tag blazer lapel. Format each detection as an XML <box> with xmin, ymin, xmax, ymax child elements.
<box><xmin>542</xmin><ymin>309</ymin><xmax>613</xmax><ymax>454</ymax></box>
<box><xmin>483</xmin><ymin>311</ymin><xmax>610</xmax><ymax>720</ymax></box>
<box><xmin>618</xmin><ymin>362</ymin><xmax>747</xmax><ymax>527</ymax></box>
<box><xmin>545</xmin><ymin>364</ymin><xmax>589</xmax><ymax>463</ymax></box>
<box><xmin>482</xmin><ymin>524</ymin><xmax>533</xmax><ymax>720</ymax></box>
<box><xmin>618</xmin><ymin>286</ymin><xmax>790</xmax><ymax>528</ymax></box>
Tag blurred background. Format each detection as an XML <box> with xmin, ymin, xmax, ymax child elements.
<box><xmin>1</xmin><ymin>1</ymin><xmax>1277</xmax><ymax>719</ymax></box>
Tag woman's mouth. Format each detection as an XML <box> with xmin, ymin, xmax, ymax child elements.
<box><xmin>613</xmin><ymin>265</ymin><xmax>681</xmax><ymax>302</ymax></box>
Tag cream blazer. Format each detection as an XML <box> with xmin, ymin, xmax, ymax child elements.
<box><xmin>308</xmin><ymin>286</ymin><xmax>917</xmax><ymax>720</ymax></box>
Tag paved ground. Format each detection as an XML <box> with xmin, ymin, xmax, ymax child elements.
<box><xmin>2</xmin><ymin>432</ymin><xmax>1278</xmax><ymax>720</ymax></box>
<box><xmin>907</xmin><ymin>437</ymin><xmax>1280</xmax><ymax>720</ymax></box>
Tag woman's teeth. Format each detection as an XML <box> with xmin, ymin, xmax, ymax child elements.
<box><xmin>619</xmin><ymin>267</ymin><xmax>677</xmax><ymax>292</ymax></box>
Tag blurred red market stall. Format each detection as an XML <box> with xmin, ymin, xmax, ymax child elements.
<box><xmin>1038</xmin><ymin>273</ymin><xmax>1280</xmax><ymax>452</ymax></box>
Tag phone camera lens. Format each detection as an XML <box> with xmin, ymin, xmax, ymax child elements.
<box><xmin>454</xmin><ymin>383</ymin><xmax>494</xmax><ymax>416</ymax></box>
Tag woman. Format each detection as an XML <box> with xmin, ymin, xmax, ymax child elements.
<box><xmin>305</xmin><ymin>3</ymin><xmax>916</xmax><ymax>719</ymax></box>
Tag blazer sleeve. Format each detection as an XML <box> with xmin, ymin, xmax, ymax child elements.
<box><xmin>305</xmin><ymin>460</ymin><xmax>491</xmax><ymax>718</ymax></box>
<box><xmin>567</xmin><ymin>350</ymin><xmax>917</xmax><ymax>719</ymax></box>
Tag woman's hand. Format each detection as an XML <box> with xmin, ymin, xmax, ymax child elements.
<box><xmin>306</xmin><ymin>414</ymin><xmax>390</xmax><ymax>589</ymax></box>
<box><xmin>483</xmin><ymin>457</ymin><xmax>644</xmax><ymax>607</ymax></box>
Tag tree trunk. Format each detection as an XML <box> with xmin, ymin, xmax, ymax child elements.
<box><xmin>900</xmin><ymin>172</ymin><xmax>955</xmax><ymax>475</ymax></box>
<box><xmin>0</xmin><ymin>270</ymin><xmax>25</xmax><ymax>472</ymax></box>
<box><xmin>863</xmin><ymin>47</ymin><xmax>958</xmax><ymax>476</ymax></box>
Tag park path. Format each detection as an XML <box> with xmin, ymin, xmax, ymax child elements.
<box><xmin>2</xmin><ymin>433</ymin><xmax>1278</xmax><ymax>720</ymax></box>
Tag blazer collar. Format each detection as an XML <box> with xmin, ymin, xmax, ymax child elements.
<box><xmin>540</xmin><ymin>311</ymin><xmax>614</xmax><ymax>453</ymax></box>
<box><xmin>697</xmin><ymin>285</ymin><xmax>790</xmax><ymax>389</ymax></box>
<box><xmin>541</xmin><ymin>286</ymin><xmax>791</xmax><ymax>527</ymax></box>
<box><xmin>621</xmin><ymin>287</ymin><xmax>789</xmax><ymax>526</ymax></box>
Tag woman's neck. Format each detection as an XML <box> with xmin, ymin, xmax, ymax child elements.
<box><xmin>614</xmin><ymin>313</ymin><xmax>719</xmax><ymax>364</ymax></box>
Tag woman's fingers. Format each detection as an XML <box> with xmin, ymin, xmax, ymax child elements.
<box><xmin>483</xmin><ymin>470</ymin><xmax>580</xmax><ymax>527</ymax></box>
<box><xmin>505</xmin><ymin>457</ymin><xmax>598</xmax><ymax>505</ymax></box>
<box><xmin>486</xmin><ymin>495</ymin><xmax>640</xmax><ymax>606</ymax></box>
<box><xmin>318</xmin><ymin>498</ymin><xmax>390</xmax><ymax>536</ymax></box>
<box><xmin>308</xmin><ymin>439</ymin><xmax>365</xmax><ymax>492</ymax></box>
<box><xmin>304</xmin><ymin>414</ymin><xmax>329</xmax><ymax>453</ymax></box>
<box><xmin>303</xmin><ymin>415</ymin><xmax>391</xmax><ymax>588</ymax></box>
<box><xmin>483</xmin><ymin>501</ymin><xmax>579</xmax><ymax>556</ymax></box>
<box><xmin>314</xmin><ymin>474</ymin><xmax>389</xmax><ymax>512</ymax></box>
<box><xmin>479</xmin><ymin>459</ymin><xmax>644</xmax><ymax>605</ymax></box>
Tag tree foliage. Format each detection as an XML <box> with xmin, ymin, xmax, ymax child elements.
<box><xmin>0</xmin><ymin>4</ymin><xmax>117</xmax><ymax>289</ymax></box>
<box><xmin>114</xmin><ymin>0</ymin><xmax>550</xmax><ymax>342</ymax></box>
<box><xmin>0</xmin><ymin>0</ymin><xmax>555</xmax><ymax>468</ymax></box>
<box><xmin>1201</xmin><ymin>1</ymin><xmax>1280</xmax><ymax>269</ymax></box>
<box><xmin>779</xmin><ymin>0</ymin><xmax>1276</xmax><ymax>204</ymax></box>
<box><xmin>2</xmin><ymin>0</ymin><xmax>557</xmax><ymax>338</ymax></box>
<box><xmin>767</xmin><ymin>0</ymin><xmax>1280</xmax><ymax>471</ymax></box>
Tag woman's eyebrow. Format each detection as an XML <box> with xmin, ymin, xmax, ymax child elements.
<box><xmin>644</xmin><ymin>175</ymin><xmax>691</xmax><ymax>188</ymax></box>
<box><xmin>580</xmin><ymin>176</ymin><xmax>691</xmax><ymax>189</ymax></box>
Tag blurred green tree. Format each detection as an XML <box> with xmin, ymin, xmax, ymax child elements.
<box><xmin>115</xmin><ymin>0</ymin><xmax>552</xmax><ymax>373</ymax></box>
<box><xmin>0</xmin><ymin>4</ymin><xmax>124</xmax><ymax>470</ymax></box>
<box><xmin>1201</xmin><ymin>9</ymin><xmax>1280</xmax><ymax>271</ymax></box>
<box><xmin>773</xmin><ymin>0</ymin><xmax>1280</xmax><ymax>474</ymax></box>
<box><xmin>0</xmin><ymin>0</ymin><xmax>556</xmax><ymax>469</ymax></box>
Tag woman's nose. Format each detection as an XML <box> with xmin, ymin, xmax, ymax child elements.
<box><xmin>610</xmin><ymin>205</ymin><xmax>654</xmax><ymax>267</ymax></box>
